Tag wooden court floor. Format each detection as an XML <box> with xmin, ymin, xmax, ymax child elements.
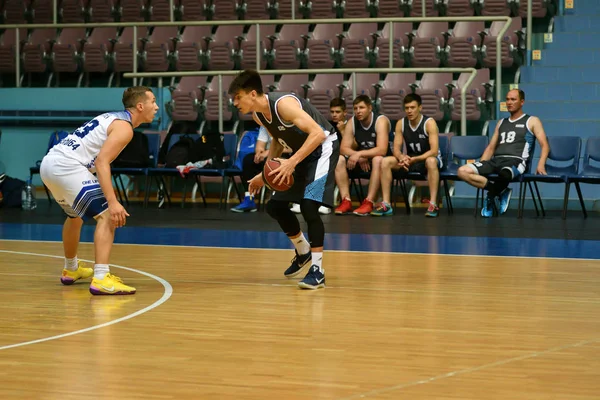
<box><xmin>1</xmin><ymin>240</ymin><xmax>599</xmax><ymax>399</ymax></box>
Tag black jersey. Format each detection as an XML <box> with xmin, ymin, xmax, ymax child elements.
<box><xmin>401</xmin><ymin>115</ymin><xmax>440</xmax><ymax>159</ymax></box>
<box><xmin>352</xmin><ymin>112</ymin><xmax>387</xmax><ymax>151</ymax></box>
<box><xmin>254</xmin><ymin>92</ymin><xmax>334</xmax><ymax>161</ymax></box>
<box><xmin>494</xmin><ymin>114</ymin><xmax>535</xmax><ymax>162</ymax></box>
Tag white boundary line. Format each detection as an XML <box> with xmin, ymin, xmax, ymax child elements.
<box><xmin>2</xmin><ymin>238</ymin><xmax>600</xmax><ymax>262</ymax></box>
<box><xmin>339</xmin><ymin>336</ymin><xmax>600</xmax><ymax>399</ymax></box>
<box><xmin>0</xmin><ymin>249</ymin><xmax>173</xmax><ymax>352</ymax></box>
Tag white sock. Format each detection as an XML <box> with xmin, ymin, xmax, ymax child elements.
<box><xmin>65</xmin><ymin>256</ymin><xmax>78</xmax><ymax>271</ymax></box>
<box><xmin>94</xmin><ymin>264</ymin><xmax>110</xmax><ymax>280</ymax></box>
<box><xmin>312</xmin><ymin>252</ymin><xmax>324</xmax><ymax>273</ymax></box>
<box><xmin>290</xmin><ymin>232</ymin><xmax>311</xmax><ymax>255</ymax></box>
<box><xmin>245</xmin><ymin>191</ymin><xmax>253</xmax><ymax>200</ymax></box>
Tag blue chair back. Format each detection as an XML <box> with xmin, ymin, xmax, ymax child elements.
<box><xmin>167</xmin><ymin>133</ymin><xmax>192</xmax><ymax>151</ymax></box>
<box><xmin>223</xmin><ymin>133</ymin><xmax>238</xmax><ymax>167</ymax></box>
<box><xmin>146</xmin><ymin>133</ymin><xmax>161</xmax><ymax>167</ymax></box>
<box><xmin>449</xmin><ymin>135</ymin><xmax>489</xmax><ymax>161</ymax></box>
<box><xmin>438</xmin><ymin>133</ymin><xmax>452</xmax><ymax>168</ymax></box>
<box><xmin>584</xmin><ymin>137</ymin><xmax>600</xmax><ymax>165</ymax></box>
<box><xmin>548</xmin><ymin>136</ymin><xmax>581</xmax><ymax>162</ymax></box>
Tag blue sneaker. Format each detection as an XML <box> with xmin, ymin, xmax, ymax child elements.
<box><xmin>284</xmin><ymin>251</ymin><xmax>312</xmax><ymax>278</ymax></box>
<box><xmin>231</xmin><ymin>195</ymin><xmax>257</xmax><ymax>213</ymax></box>
<box><xmin>481</xmin><ymin>195</ymin><xmax>495</xmax><ymax>218</ymax></box>
<box><xmin>298</xmin><ymin>265</ymin><xmax>326</xmax><ymax>290</ymax></box>
<box><xmin>498</xmin><ymin>187</ymin><xmax>512</xmax><ymax>215</ymax></box>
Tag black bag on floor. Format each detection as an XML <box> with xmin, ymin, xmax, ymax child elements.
<box><xmin>0</xmin><ymin>174</ymin><xmax>25</xmax><ymax>208</ymax></box>
<box><xmin>165</xmin><ymin>135</ymin><xmax>196</xmax><ymax>167</ymax></box>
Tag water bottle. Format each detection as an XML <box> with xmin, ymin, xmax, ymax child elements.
<box><xmin>21</xmin><ymin>179</ymin><xmax>37</xmax><ymax>211</ymax></box>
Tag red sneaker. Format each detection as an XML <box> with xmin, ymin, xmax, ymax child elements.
<box><xmin>335</xmin><ymin>198</ymin><xmax>353</xmax><ymax>215</ymax></box>
<box><xmin>353</xmin><ymin>199</ymin><xmax>374</xmax><ymax>216</ymax></box>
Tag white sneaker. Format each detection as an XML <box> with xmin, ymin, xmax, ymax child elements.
<box><xmin>290</xmin><ymin>203</ymin><xmax>301</xmax><ymax>213</ymax></box>
<box><xmin>318</xmin><ymin>206</ymin><xmax>331</xmax><ymax>214</ymax></box>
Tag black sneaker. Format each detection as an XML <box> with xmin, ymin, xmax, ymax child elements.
<box><xmin>284</xmin><ymin>251</ymin><xmax>312</xmax><ymax>278</ymax></box>
<box><xmin>298</xmin><ymin>265</ymin><xmax>326</xmax><ymax>290</ymax></box>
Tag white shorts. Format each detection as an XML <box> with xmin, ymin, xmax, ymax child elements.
<box><xmin>40</xmin><ymin>155</ymin><xmax>108</xmax><ymax>220</ymax></box>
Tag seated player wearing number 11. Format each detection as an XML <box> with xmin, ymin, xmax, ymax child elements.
<box><xmin>40</xmin><ymin>86</ymin><xmax>158</xmax><ymax>295</ymax></box>
<box><xmin>229</xmin><ymin>69</ymin><xmax>339</xmax><ymax>290</ymax></box>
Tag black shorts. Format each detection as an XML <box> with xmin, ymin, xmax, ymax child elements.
<box><xmin>468</xmin><ymin>157</ymin><xmax>526</xmax><ymax>179</ymax></box>
<box><xmin>271</xmin><ymin>137</ymin><xmax>339</xmax><ymax>207</ymax></box>
<box><xmin>392</xmin><ymin>157</ymin><xmax>443</xmax><ymax>178</ymax></box>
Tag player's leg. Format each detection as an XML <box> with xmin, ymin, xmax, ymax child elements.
<box><xmin>51</xmin><ymin>165</ymin><xmax>135</xmax><ymax>295</ymax></box>
<box><xmin>497</xmin><ymin>159</ymin><xmax>526</xmax><ymax>214</ymax></box>
<box><xmin>266</xmin><ymin>198</ymin><xmax>312</xmax><ymax>278</ymax></box>
<box><xmin>232</xmin><ymin>153</ymin><xmax>259</xmax><ymax>212</ymax></box>
<box><xmin>297</xmin><ymin>137</ymin><xmax>338</xmax><ymax>289</ymax></box>
<box><xmin>457</xmin><ymin>160</ymin><xmax>498</xmax><ymax>217</ymax></box>
<box><xmin>424</xmin><ymin>156</ymin><xmax>441</xmax><ymax>217</ymax></box>
<box><xmin>365</xmin><ymin>156</ymin><xmax>383</xmax><ymax>203</ymax></box>
<box><xmin>334</xmin><ymin>155</ymin><xmax>352</xmax><ymax>214</ymax></box>
<box><xmin>40</xmin><ymin>156</ymin><xmax>93</xmax><ymax>285</ymax></box>
<box><xmin>372</xmin><ymin>156</ymin><xmax>401</xmax><ymax>216</ymax></box>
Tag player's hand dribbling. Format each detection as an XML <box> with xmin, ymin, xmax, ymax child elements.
<box><xmin>108</xmin><ymin>200</ymin><xmax>130</xmax><ymax>228</ymax></box>
<box><xmin>270</xmin><ymin>157</ymin><xmax>296</xmax><ymax>186</ymax></box>
<box><xmin>248</xmin><ymin>173</ymin><xmax>265</xmax><ymax>196</ymax></box>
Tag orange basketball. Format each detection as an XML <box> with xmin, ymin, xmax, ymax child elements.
<box><xmin>262</xmin><ymin>159</ymin><xmax>294</xmax><ymax>192</ymax></box>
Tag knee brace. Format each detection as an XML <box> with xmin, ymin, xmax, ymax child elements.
<box><xmin>300</xmin><ymin>199</ymin><xmax>325</xmax><ymax>248</ymax></box>
<box><xmin>266</xmin><ymin>200</ymin><xmax>300</xmax><ymax>237</ymax></box>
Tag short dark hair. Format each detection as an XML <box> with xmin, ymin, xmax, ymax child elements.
<box><xmin>122</xmin><ymin>86</ymin><xmax>152</xmax><ymax>109</ymax></box>
<box><xmin>353</xmin><ymin>95</ymin><xmax>372</xmax><ymax>107</ymax></box>
<box><xmin>403</xmin><ymin>93</ymin><xmax>422</xmax><ymax>106</ymax></box>
<box><xmin>517</xmin><ymin>89</ymin><xmax>525</xmax><ymax>101</ymax></box>
<box><xmin>228</xmin><ymin>69</ymin><xmax>264</xmax><ymax>96</ymax></box>
<box><xmin>330</xmin><ymin>97</ymin><xmax>346</xmax><ymax>110</ymax></box>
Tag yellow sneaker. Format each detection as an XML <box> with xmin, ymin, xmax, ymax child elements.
<box><xmin>60</xmin><ymin>261</ymin><xmax>94</xmax><ymax>285</ymax></box>
<box><xmin>89</xmin><ymin>273</ymin><xmax>136</xmax><ymax>295</ymax></box>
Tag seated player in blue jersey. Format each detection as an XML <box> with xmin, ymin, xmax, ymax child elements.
<box><xmin>229</xmin><ymin>69</ymin><xmax>340</xmax><ymax>290</ymax></box>
<box><xmin>40</xmin><ymin>86</ymin><xmax>158</xmax><ymax>295</ymax></box>
<box><xmin>231</xmin><ymin>126</ymin><xmax>271</xmax><ymax>213</ymax></box>
<box><xmin>458</xmin><ymin>89</ymin><xmax>550</xmax><ymax>217</ymax></box>
<box><xmin>334</xmin><ymin>95</ymin><xmax>391</xmax><ymax>216</ymax></box>
<box><xmin>374</xmin><ymin>94</ymin><xmax>443</xmax><ymax>217</ymax></box>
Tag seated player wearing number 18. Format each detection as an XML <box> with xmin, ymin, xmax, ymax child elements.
<box><xmin>458</xmin><ymin>89</ymin><xmax>550</xmax><ymax>217</ymax></box>
<box><xmin>229</xmin><ymin>69</ymin><xmax>339</xmax><ymax>290</ymax></box>
<box><xmin>40</xmin><ymin>86</ymin><xmax>158</xmax><ymax>295</ymax></box>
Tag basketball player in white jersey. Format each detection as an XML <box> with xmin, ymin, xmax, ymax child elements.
<box><xmin>40</xmin><ymin>86</ymin><xmax>158</xmax><ymax>295</ymax></box>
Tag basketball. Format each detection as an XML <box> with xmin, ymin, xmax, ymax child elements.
<box><xmin>262</xmin><ymin>159</ymin><xmax>294</xmax><ymax>192</ymax></box>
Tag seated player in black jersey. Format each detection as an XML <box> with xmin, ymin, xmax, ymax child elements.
<box><xmin>229</xmin><ymin>69</ymin><xmax>339</xmax><ymax>290</ymax></box>
<box><xmin>373</xmin><ymin>93</ymin><xmax>443</xmax><ymax>217</ymax></box>
<box><xmin>334</xmin><ymin>95</ymin><xmax>391</xmax><ymax>216</ymax></box>
<box><xmin>458</xmin><ymin>89</ymin><xmax>550</xmax><ymax>217</ymax></box>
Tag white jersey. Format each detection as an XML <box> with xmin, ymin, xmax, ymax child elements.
<box><xmin>48</xmin><ymin>111</ymin><xmax>133</xmax><ymax>171</ymax></box>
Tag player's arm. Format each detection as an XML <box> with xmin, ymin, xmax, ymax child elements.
<box><xmin>277</xmin><ymin>96</ymin><xmax>327</xmax><ymax>165</ymax></box>
<box><xmin>356</xmin><ymin>116</ymin><xmax>391</xmax><ymax>159</ymax></box>
<box><xmin>410</xmin><ymin>119</ymin><xmax>439</xmax><ymax>163</ymax></box>
<box><xmin>392</xmin><ymin>121</ymin><xmax>405</xmax><ymax>162</ymax></box>
<box><xmin>481</xmin><ymin>121</ymin><xmax>501</xmax><ymax>161</ymax></box>
<box><xmin>340</xmin><ymin>119</ymin><xmax>357</xmax><ymax>157</ymax></box>
<box><xmin>529</xmin><ymin>117</ymin><xmax>550</xmax><ymax>175</ymax></box>
<box><xmin>252</xmin><ymin>114</ymin><xmax>283</xmax><ymax>160</ymax></box>
<box><xmin>96</xmin><ymin>120</ymin><xmax>133</xmax><ymax>227</ymax></box>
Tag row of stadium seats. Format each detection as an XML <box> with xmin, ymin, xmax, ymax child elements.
<box><xmin>0</xmin><ymin>0</ymin><xmax>555</xmax><ymax>24</ymax></box>
<box><xmin>166</xmin><ymin>70</ymin><xmax>493</xmax><ymax>123</ymax></box>
<box><xmin>0</xmin><ymin>19</ymin><xmax>523</xmax><ymax>80</ymax></box>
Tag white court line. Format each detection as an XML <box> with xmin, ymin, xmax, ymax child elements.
<box><xmin>2</xmin><ymin>238</ymin><xmax>600</xmax><ymax>262</ymax></box>
<box><xmin>0</xmin><ymin>249</ymin><xmax>173</xmax><ymax>352</ymax></box>
<box><xmin>339</xmin><ymin>336</ymin><xmax>600</xmax><ymax>400</ymax></box>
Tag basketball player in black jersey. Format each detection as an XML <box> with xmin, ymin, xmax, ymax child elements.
<box><xmin>458</xmin><ymin>89</ymin><xmax>550</xmax><ymax>217</ymax></box>
<box><xmin>374</xmin><ymin>94</ymin><xmax>443</xmax><ymax>217</ymax></box>
<box><xmin>335</xmin><ymin>95</ymin><xmax>391</xmax><ymax>216</ymax></box>
<box><xmin>229</xmin><ymin>69</ymin><xmax>339</xmax><ymax>290</ymax></box>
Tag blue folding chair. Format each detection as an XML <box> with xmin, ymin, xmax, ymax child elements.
<box><xmin>520</xmin><ymin>136</ymin><xmax>582</xmax><ymax>220</ymax></box>
<box><xmin>440</xmin><ymin>135</ymin><xmax>489</xmax><ymax>216</ymax></box>
<box><xmin>563</xmin><ymin>137</ymin><xmax>600</xmax><ymax>218</ymax></box>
